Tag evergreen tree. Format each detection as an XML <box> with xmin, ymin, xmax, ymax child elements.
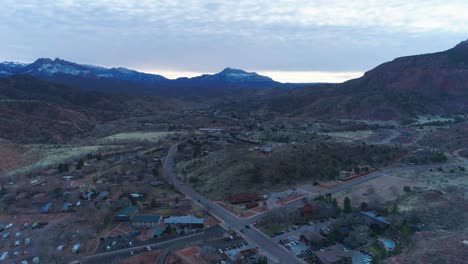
<box><xmin>360</xmin><ymin>202</ymin><xmax>368</xmax><ymax>211</ymax></box>
<box><xmin>344</xmin><ymin>197</ymin><xmax>352</xmax><ymax>213</ymax></box>
<box><xmin>76</xmin><ymin>159</ymin><xmax>84</xmax><ymax>170</ymax></box>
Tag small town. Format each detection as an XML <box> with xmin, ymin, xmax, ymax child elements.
<box><xmin>1</xmin><ymin>2</ymin><xmax>468</xmax><ymax>264</ymax></box>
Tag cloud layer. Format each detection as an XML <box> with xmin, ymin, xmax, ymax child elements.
<box><xmin>1</xmin><ymin>1</ymin><xmax>467</xmax><ymax>81</ymax></box>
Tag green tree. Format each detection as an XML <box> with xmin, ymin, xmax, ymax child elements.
<box><xmin>399</xmin><ymin>222</ymin><xmax>413</xmax><ymax>243</ymax></box>
<box><xmin>58</xmin><ymin>163</ymin><xmax>69</xmax><ymax>173</ymax></box>
<box><xmin>360</xmin><ymin>202</ymin><xmax>368</xmax><ymax>211</ymax></box>
<box><xmin>164</xmin><ymin>225</ymin><xmax>174</xmax><ymax>234</ymax></box>
<box><xmin>150</xmin><ymin>198</ymin><xmax>157</xmax><ymax>208</ymax></box>
<box><xmin>343</xmin><ymin>197</ymin><xmax>352</xmax><ymax>214</ymax></box>
<box><xmin>152</xmin><ymin>168</ymin><xmax>159</xmax><ymax>177</ymax></box>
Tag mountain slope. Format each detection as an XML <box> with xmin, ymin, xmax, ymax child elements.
<box><xmin>0</xmin><ymin>75</ymin><xmax>180</xmax><ymax>143</ymax></box>
<box><xmin>222</xmin><ymin>40</ymin><xmax>468</xmax><ymax>120</ymax></box>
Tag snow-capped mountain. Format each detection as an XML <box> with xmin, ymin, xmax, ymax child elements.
<box><xmin>0</xmin><ymin>58</ymin><xmax>292</xmax><ymax>94</ymax></box>
<box><xmin>0</xmin><ymin>58</ymin><xmax>169</xmax><ymax>84</ymax></box>
<box><xmin>192</xmin><ymin>68</ymin><xmax>274</xmax><ymax>83</ymax></box>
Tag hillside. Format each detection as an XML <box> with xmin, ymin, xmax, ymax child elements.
<box><xmin>0</xmin><ymin>75</ymin><xmax>179</xmax><ymax>143</ymax></box>
<box><xmin>175</xmin><ymin>139</ymin><xmax>404</xmax><ymax>199</ymax></box>
<box><xmin>216</xmin><ymin>40</ymin><xmax>468</xmax><ymax>120</ymax></box>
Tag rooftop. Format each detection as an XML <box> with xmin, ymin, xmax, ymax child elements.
<box><xmin>360</xmin><ymin>211</ymin><xmax>391</xmax><ymax>225</ymax></box>
<box><xmin>132</xmin><ymin>215</ymin><xmax>161</xmax><ymax>223</ymax></box>
<box><xmin>115</xmin><ymin>206</ymin><xmax>138</xmax><ymax>217</ymax></box>
<box><xmin>164</xmin><ymin>215</ymin><xmax>204</xmax><ymax>225</ymax></box>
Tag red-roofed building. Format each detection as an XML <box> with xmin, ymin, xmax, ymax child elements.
<box><xmin>300</xmin><ymin>203</ymin><xmax>315</xmax><ymax>217</ymax></box>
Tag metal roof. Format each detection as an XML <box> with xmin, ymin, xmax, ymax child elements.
<box><xmin>164</xmin><ymin>215</ymin><xmax>204</xmax><ymax>225</ymax></box>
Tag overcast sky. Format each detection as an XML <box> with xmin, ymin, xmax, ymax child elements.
<box><xmin>1</xmin><ymin>0</ymin><xmax>467</xmax><ymax>82</ymax></box>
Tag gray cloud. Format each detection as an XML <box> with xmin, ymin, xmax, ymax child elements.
<box><xmin>0</xmin><ymin>0</ymin><xmax>467</xmax><ymax>77</ymax></box>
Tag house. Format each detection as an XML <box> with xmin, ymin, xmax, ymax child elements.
<box><xmin>30</xmin><ymin>177</ymin><xmax>45</xmax><ymax>186</ymax></box>
<box><xmin>115</xmin><ymin>206</ymin><xmax>138</xmax><ymax>222</ymax></box>
<box><xmin>260</xmin><ymin>146</ymin><xmax>273</xmax><ymax>153</ymax></box>
<box><xmin>98</xmin><ymin>191</ymin><xmax>109</xmax><ymax>199</ymax></box>
<box><xmin>131</xmin><ymin>215</ymin><xmax>161</xmax><ymax>228</ymax></box>
<box><xmin>338</xmin><ymin>171</ymin><xmax>357</xmax><ymax>181</ymax></box>
<box><xmin>164</xmin><ymin>216</ymin><xmax>204</xmax><ymax>229</ymax></box>
<box><xmin>40</xmin><ymin>203</ymin><xmax>52</xmax><ymax>213</ymax></box>
<box><xmin>227</xmin><ymin>193</ymin><xmax>262</xmax><ymax>204</ymax></box>
<box><xmin>300</xmin><ymin>230</ymin><xmax>325</xmax><ymax>248</ymax></box>
<box><xmin>356</xmin><ymin>165</ymin><xmax>373</xmax><ymax>173</ymax></box>
<box><xmin>359</xmin><ymin>211</ymin><xmax>391</xmax><ymax>230</ymax></box>
<box><xmin>150</xmin><ymin>180</ymin><xmax>163</xmax><ymax>187</ymax></box>
<box><xmin>62</xmin><ymin>202</ymin><xmax>73</xmax><ymax>212</ymax></box>
<box><xmin>314</xmin><ymin>244</ymin><xmax>354</xmax><ymax>264</ymax></box>
<box><xmin>300</xmin><ymin>203</ymin><xmax>315</xmax><ymax>217</ymax></box>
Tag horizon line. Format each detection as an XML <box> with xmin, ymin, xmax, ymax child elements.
<box><xmin>0</xmin><ymin>58</ymin><xmax>364</xmax><ymax>83</ymax></box>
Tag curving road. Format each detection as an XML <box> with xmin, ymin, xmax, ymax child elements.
<box><xmin>163</xmin><ymin>143</ymin><xmax>303</xmax><ymax>264</ymax></box>
<box><xmin>453</xmin><ymin>148</ymin><xmax>468</xmax><ymax>163</ymax></box>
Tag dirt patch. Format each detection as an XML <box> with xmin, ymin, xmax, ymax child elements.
<box><xmin>122</xmin><ymin>249</ymin><xmax>161</xmax><ymax>264</ymax></box>
<box><xmin>276</xmin><ymin>194</ymin><xmax>307</xmax><ymax>206</ymax></box>
<box><xmin>387</xmin><ymin>230</ymin><xmax>468</xmax><ymax>264</ymax></box>
<box><xmin>334</xmin><ymin>175</ymin><xmax>423</xmax><ymax>205</ymax></box>
<box><xmin>0</xmin><ymin>140</ymin><xmax>28</xmax><ymax>174</ymax></box>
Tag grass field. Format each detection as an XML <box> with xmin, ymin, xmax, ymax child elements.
<box><xmin>319</xmin><ymin>130</ymin><xmax>374</xmax><ymax>142</ymax></box>
<box><xmin>258</xmin><ymin>224</ymin><xmax>283</xmax><ymax>237</ymax></box>
<box><xmin>98</xmin><ymin>131</ymin><xmax>177</xmax><ymax>143</ymax></box>
<box><xmin>5</xmin><ymin>144</ymin><xmax>101</xmax><ymax>176</ymax></box>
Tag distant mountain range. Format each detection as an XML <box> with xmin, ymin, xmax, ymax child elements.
<box><xmin>0</xmin><ymin>58</ymin><xmax>301</xmax><ymax>95</ymax></box>
<box><xmin>1</xmin><ymin>40</ymin><xmax>468</xmax><ymax>123</ymax></box>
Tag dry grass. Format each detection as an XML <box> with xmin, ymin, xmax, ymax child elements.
<box><xmin>5</xmin><ymin>144</ymin><xmax>101</xmax><ymax>176</ymax></box>
<box><xmin>319</xmin><ymin>130</ymin><xmax>374</xmax><ymax>142</ymax></box>
<box><xmin>98</xmin><ymin>131</ymin><xmax>177</xmax><ymax>143</ymax></box>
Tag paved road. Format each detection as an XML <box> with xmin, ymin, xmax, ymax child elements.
<box><xmin>83</xmin><ymin>225</ymin><xmax>224</xmax><ymax>264</ymax></box>
<box><xmin>164</xmin><ymin>143</ymin><xmax>303</xmax><ymax>264</ymax></box>
<box><xmin>453</xmin><ymin>148</ymin><xmax>468</xmax><ymax>163</ymax></box>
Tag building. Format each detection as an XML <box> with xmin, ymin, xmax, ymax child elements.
<box><xmin>260</xmin><ymin>146</ymin><xmax>273</xmax><ymax>153</ymax></box>
<box><xmin>40</xmin><ymin>203</ymin><xmax>51</xmax><ymax>213</ymax></box>
<box><xmin>115</xmin><ymin>206</ymin><xmax>138</xmax><ymax>222</ymax></box>
<box><xmin>338</xmin><ymin>171</ymin><xmax>357</xmax><ymax>181</ymax></box>
<box><xmin>62</xmin><ymin>202</ymin><xmax>73</xmax><ymax>212</ymax></box>
<box><xmin>131</xmin><ymin>215</ymin><xmax>161</xmax><ymax>228</ymax></box>
<box><xmin>300</xmin><ymin>230</ymin><xmax>325</xmax><ymax>248</ymax></box>
<box><xmin>164</xmin><ymin>216</ymin><xmax>204</xmax><ymax>229</ymax></box>
<box><xmin>356</xmin><ymin>165</ymin><xmax>373</xmax><ymax>173</ymax></box>
<box><xmin>228</xmin><ymin>193</ymin><xmax>262</xmax><ymax>204</ymax></box>
<box><xmin>98</xmin><ymin>191</ymin><xmax>109</xmax><ymax>199</ymax></box>
<box><xmin>150</xmin><ymin>180</ymin><xmax>163</xmax><ymax>187</ymax></box>
<box><xmin>300</xmin><ymin>203</ymin><xmax>315</xmax><ymax>217</ymax></box>
<box><xmin>359</xmin><ymin>211</ymin><xmax>391</xmax><ymax>230</ymax></box>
